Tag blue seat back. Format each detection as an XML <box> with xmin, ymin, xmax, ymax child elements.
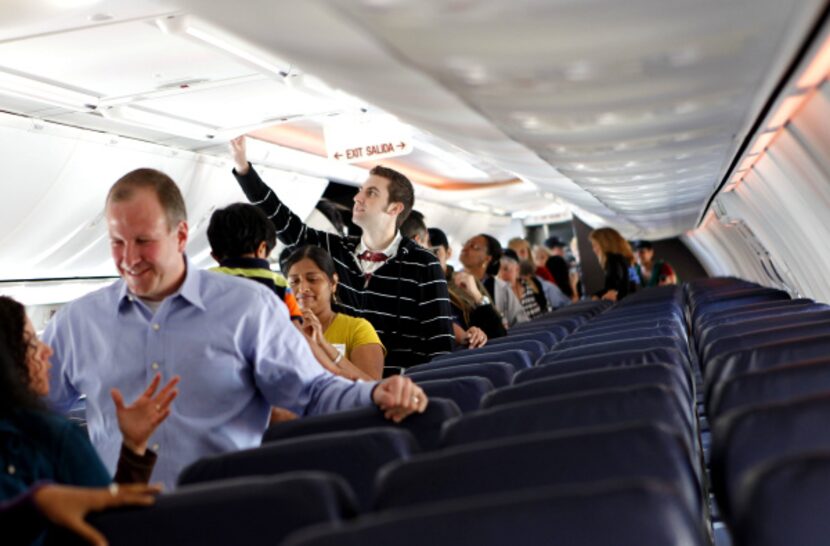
<box><xmin>283</xmin><ymin>481</ymin><xmax>706</xmax><ymax>546</ymax></box>
<box><xmin>704</xmin><ymin>335</ymin><xmax>830</xmax><ymax>397</ymax></box>
<box><xmin>263</xmin><ymin>399</ymin><xmax>461</xmax><ymax>450</ymax></box>
<box><xmin>702</xmin><ymin>318</ymin><xmax>830</xmax><ymax>362</ymax></box>
<box><xmin>734</xmin><ymin>454</ymin><xmax>830</xmax><ymax>546</ymax></box>
<box><xmin>556</xmin><ymin>326</ymin><xmax>686</xmax><ymax>350</ymax></box>
<box><xmin>487</xmin><ymin>363</ymin><xmax>691</xmax><ymax>408</ymax></box>
<box><xmin>710</xmin><ymin>359</ymin><xmax>830</xmax><ymax>418</ymax></box>
<box><xmin>406</xmin><ymin>362</ymin><xmax>514</xmax><ymax>389</ymax></box>
<box><xmin>484</xmin><ymin>329</ymin><xmax>560</xmax><ymax>349</ymax></box>
<box><xmin>417</xmin><ymin>377</ymin><xmax>494</xmax><ymax>413</ymax></box>
<box><xmin>539</xmin><ymin>336</ymin><xmax>687</xmax><ymax>365</ymax></box>
<box><xmin>88</xmin><ymin>473</ymin><xmax>357</xmax><ymax>546</ymax></box>
<box><xmin>520</xmin><ymin>347</ymin><xmax>689</xmax><ymax>384</ymax></box>
<box><xmin>711</xmin><ymin>394</ymin><xmax>830</xmax><ymax>523</ymax></box>
<box><xmin>414</xmin><ymin>348</ymin><xmax>532</xmax><ymax>371</ymax></box>
<box><xmin>178</xmin><ymin>428</ymin><xmax>418</xmax><ymax>511</ymax></box>
<box><xmin>376</xmin><ymin>423</ymin><xmax>701</xmax><ymax>518</ymax></box>
<box><xmin>442</xmin><ymin>385</ymin><xmax>695</xmax><ymax>451</ymax></box>
<box><xmin>697</xmin><ymin>308</ymin><xmax>830</xmax><ymax>352</ymax></box>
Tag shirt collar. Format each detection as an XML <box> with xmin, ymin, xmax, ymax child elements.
<box><xmin>218</xmin><ymin>256</ymin><xmax>271</xmax><ymax>270</ymax></box>
<box><xmin>356</xmin><ymin>232</ymin><xmax>403</xmax><ymax>260</ymax></box>
<box><xmin>116</xmin><ymin>255</ymin><xmax>205</xmax><ymax>313</ymax></box>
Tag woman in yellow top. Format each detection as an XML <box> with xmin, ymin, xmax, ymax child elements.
<box><xmin>285</xmin><ymin>245</ymin><xmax>385</xmax><ymax>381</ymax></box>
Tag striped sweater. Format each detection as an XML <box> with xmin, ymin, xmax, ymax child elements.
<box><xmin>233</xmin><ymin>165</ymin><xmax>454</xmax><ymax>367</ymax></box>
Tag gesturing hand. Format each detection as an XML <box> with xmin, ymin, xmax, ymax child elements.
<box><xmin>230</xmin><ymin>136</ymin><xmax>249</xmax><ymax>175</ymax></box>
<box><xmin>453</xmin><ymin>271</ymin><xmax>483</xmax><ymax>303</ymax></box>
<box><xmin>301</xmin><ymin>309</ymin><xmax>325</xmax><ymax>346</ymax></box>
<box><xmin>111</xmin><ymin>373</ymin><xmax>179</xmax><ymax>456</ymax></box>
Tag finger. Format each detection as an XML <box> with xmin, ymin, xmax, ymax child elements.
<box><xmin>155</xmin><ymin>389</ymin><xmax>178</xmax><ymax>412</ymax></box>
<box><xmin>416</xmin><ymin>387</ymin><xmax>429</xmax><ymax>412</ymax></box>
<box><xmin>110</xmin><ymin>388</ymin><xmax>125</xmax><ymax>411</ymax></box>
<box><xmin>141</xmin><ymin>373</ymin><xmax>162</xmax><ymax>399</ymax></box>
<box><xmin>156</xmin><ymin>376</ymin><xmax>180</xmax><ymax>399</ymax></box>
<box><xmin>67</xmin><ymin>519</ymin><xmax>108</xmax><ymax>546</ymax></box>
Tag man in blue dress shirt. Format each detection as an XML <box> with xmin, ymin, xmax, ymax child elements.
<box><xmin>44</xmin><ymin>168</ymin><xmax>427</xmax><ymax>489</ymax></box>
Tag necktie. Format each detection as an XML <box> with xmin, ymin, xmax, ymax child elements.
<box><xmin>357</xmin><ymin>250</ymin><xmax>388</xmax><ymax>262</ymax></box>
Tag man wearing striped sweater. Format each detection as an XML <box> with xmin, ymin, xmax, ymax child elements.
<box><xmin>230</xmin><ymin>137</ymin><xmax>454</xmax><ymax>367</ymax></box>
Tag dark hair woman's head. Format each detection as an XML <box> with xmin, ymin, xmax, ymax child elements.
<box><xmin>0</xmin><ymin>296</ymin><xmax>44</xmax><ymax>416</ymax></box>
<box><xmin>479</xmin><ymin>234</ymin><xmax>503</xmax><ymax>277</ymax></box>
<box><xmin>545</xmin><ymin>256</ymin><xmax>573</xmax><ymax>298</ymax></box>
<box><xmin>283</xmin><ymin>245</ymin><xmax>340</xmax><ymax>314</ymax></box>
<box><xmin>284</xmin><ymin>245</ymin><xmax>337</xmax><ymax>281</ymax></box>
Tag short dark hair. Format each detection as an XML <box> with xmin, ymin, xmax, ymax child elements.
<box><xmin>399</xmin><ymin>209</ymin><xmax>427</xmax><ymax>242</ymax></box>
<box><xmin>428</xmin><ymin>227</ymin><xmax>449</xmax><ymax>250</ymax></box>
<box><xmin>370</xmin><ymin>165</ymin><xmax>414</xmax><ymax>229</ymax></box>
<box><xmin>283</xmin><ymin>245</ymin><xmax>337</xmax><ymax>283</ymax></box>
<box><xmin>207</xmin><ymin>203</ymin><xmax>276</xmax><ymax>260</ymax></box>
<box><xmin>0</xmin><ymin>296</ymin><xmax>45</xmax><ymax>416</ymax></box>
<box><xmin>478</xmin><ymin>233</ymin><xmax>503</xmax><ymax>277</ymax></box>
<box><xmin>106</xmin><ymin>168</ymin><xmax>187</xmax><ymax>229</ymax></box>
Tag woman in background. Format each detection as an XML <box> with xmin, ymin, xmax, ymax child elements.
<box><xmin>588</xmin><ymin>227</ymin><xmax>637</xmax><ymax>301</ymax></box>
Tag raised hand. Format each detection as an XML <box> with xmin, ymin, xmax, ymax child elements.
<box><xmin>111</xmin><ymin>373</ymin><xmax>179</xmax><ymax>455</ymax></box>
<box><xmin>229</xmin><ymin>136</ymin><xmax>249</xmax><ymax>175</ymax></box>
<box><xmin>300</xmin><ymin>309</ymin><xmax>325</xmax><ymax>346</ymax></box>
<box><xmin>453</xmin><ymin>271</ymin><xmax>483</xmax><ymax>303</ymax></box>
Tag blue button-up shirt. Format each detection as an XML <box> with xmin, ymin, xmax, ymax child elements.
<box><xmin>44</xmin><ymin>258</ymin><xmax>375</xmax><ymax>489</ymax></box>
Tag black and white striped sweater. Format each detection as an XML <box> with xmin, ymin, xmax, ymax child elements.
<box><xmin>233</xmin><ymin>165</ymin><xmax>454</xmax><ymax>367</ymax></box>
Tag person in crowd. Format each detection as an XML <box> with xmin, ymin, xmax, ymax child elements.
<box><xmin>545</xmin><ymin>255</ymin><xmax>579</xmax><ymax>304</ymax></box>
<box><xmin>544</xmin><ymin>235</ymin><xmax>568</xmax><ymax>257</ymax></box>
<box><xmin>424</xmin><ymin>227</ymin><xmax>502</xmax><ymax>347</ymax></box>
<box><xmin>589</xmin><ymin>227</ymin><xmax>637</xmax><ymax>301</ymax></box>
<box><xmin>284</xmin><ymin>245</ymin><xmax>384</xmax><ymax>381</ymax></box>
<box><xmin>498</xmin><ymin>249</ymin><xmax>548</xmax><ymax>320</ymax></box>
<box><xmin>532</xmin><ymin>244</ymin><xmax>554</xmax><ymax>281</ymax></box>
<box><xmin>399</xmin><ymin>209</ymin><xmax>429</xmax><ymax>247</ymax></box>
<box><xmin>3</xmin><ymin>481</ymin><xmax>160</xmax><ymax>546</ymax></box>
<box><xmin>0</xmin><ymin>296</ymin><xmax>177</xmax><ymax>502</ymax></box>
<box><xmin>459</xmin><ymin>233</ymin><xmax>528</xmax><ymax>327</ymax></box>
<box><xmin>44</xmin><ymin>168</ymin><xmax>428</xmax><ymax>489</ymax></box>
<box><xmin>230</xmin><ymin>137</ymin><xmax>453</xmax><ymax>367</ymax></box>
<box><xmin>206</xmin><ymin>203</ymin><xmax>302</xmax><ymax>323</ymax></box>
<box><xmin>633</xmin><ymin>240</ymin><xmax>678</xmax><ymax>287</ymax></box>
<box><xmin>510</xmin><ymin>237</ymin><xmax>553</xmax><ymax>282</ymax></box>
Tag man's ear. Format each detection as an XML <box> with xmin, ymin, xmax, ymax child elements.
<box><xmin>256</xmin><ymin>241</ymin><xmax>269</xmax><ymax>259</ymax></box>
<box><xmin>176</xmin><ymin>221</ymin><xmax>189</xmax><ymax>252</ymax></box>
<box><xmin>386</xmin><ymin>201</ymin><xmax>404</xmax><ymax>218</ymax></box>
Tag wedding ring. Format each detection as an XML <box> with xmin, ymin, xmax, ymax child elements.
<box><xmin>109</xmin><ymin>483</ymin><xmax>119</xmax><ymax>497</ymax></box>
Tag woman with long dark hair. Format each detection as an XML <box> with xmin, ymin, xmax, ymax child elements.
<box><xmin>0</xmin><ymin>296</ymin><xmax>178</xmax><ymax>503</ymax></box>
<box><xmin>284</xmin><ymin>245</ymin><xmax>384</xmax><ymax>381</ymax></box>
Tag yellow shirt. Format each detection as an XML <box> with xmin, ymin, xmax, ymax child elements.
<box><xmin>324</xmin><ymin>313</ymin><xmax>386</xmax><ymax>360</ymax></box>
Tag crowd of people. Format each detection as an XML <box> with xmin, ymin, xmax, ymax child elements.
<box><xmin>1</xmin><ymin>135</ymin><xmax>678</xmax><ymax>545</ymax></box>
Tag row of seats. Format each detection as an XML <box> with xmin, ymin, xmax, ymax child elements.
<box><xmin>688</xmin><ymin>278</ymin><xmax>830</xmax><ymax>546</ymax></box>
<box><xmin>79</xmin><ymin>294</ymin><xmax>711</xmax><ymax>545</ymax></box>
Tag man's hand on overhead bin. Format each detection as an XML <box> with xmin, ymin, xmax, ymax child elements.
<box><xmin>230</xmin><ymin>136</ymin><xmax>249</xmax><ymax>176</ymax></box>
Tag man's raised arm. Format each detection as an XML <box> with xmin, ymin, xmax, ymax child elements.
<box><xmin>230</xmin><ymin>136</ymin><xmax>330</xmax><ymax>249</ymax></box>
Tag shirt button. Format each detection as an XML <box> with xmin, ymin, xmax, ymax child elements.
<box><xmin>7</xmin><ymin>465</ymin><xmax>15</xmax><ymax>475</ymax></box>
<box><xmin>151</xmin><ymin>362</ymin><xmax>160</xmax><ymax>370</ymax></box>
<box><xmin>152</xmin><ymin>324</ymin><xmax>160</xmax><ymax>331</ymax></box>
<box><xmin>128</xmin><ymin>296</ymin><xmax>134</xmax><ymax>302</ymax></box>
<box><xmin>152</xmin><ymin>443</ymin><xmax>160</xmax><ymax>451</ymax></box>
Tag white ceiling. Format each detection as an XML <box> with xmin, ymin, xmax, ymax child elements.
<box><xmin>0</xmin><ymin>0</ymin><xmax>826</xmax><ymax>239</ymax></box>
